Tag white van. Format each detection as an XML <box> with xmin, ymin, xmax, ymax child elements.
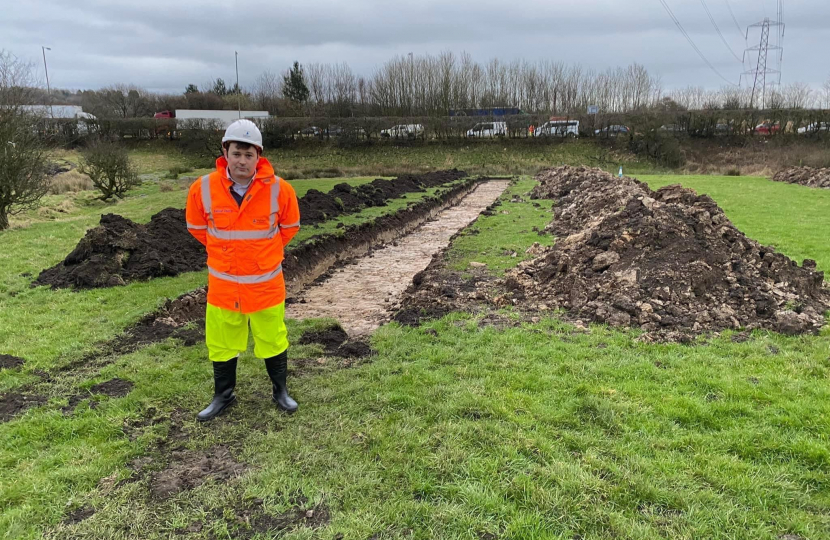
<box><xmin>466</xmin><ymin>121</ymin><xmax>507</xmax><ymax>138</ymax></box>
<box><xmin>535</xmin><ymin>119</ymin><xmax>579</xmax><ymax>138</ymax></box>
<box><xmin>380</xmin><ymin>124</ymin><xmax>424</xmax><ymax>139</ymax></box>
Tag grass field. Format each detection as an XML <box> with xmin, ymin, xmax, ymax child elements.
<box><xmin>1</xmin><ymin>172</ymin><xmax>829</xmax><ymax>539</ymax></box>
<box><xmin>638</xmin><ymin>174</ymin><xmax>830</xmax><ymax>274</ymax></box>
<box><xmin>51</xmin><ymin>138</ymin><xmax>653</xmax><ymax>182</ymax></box>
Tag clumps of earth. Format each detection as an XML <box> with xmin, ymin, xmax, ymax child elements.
<box><xmin>298</xmin><ymin>169</ymin><xmax>467</xmax><ymax>224</ymax></box>
<box><xmin>772</xmin><ymin>167</ymin><xmax>830</xmax><ymax>189</ymax></box>
<box><xmin>503</xmin><ymin>166</ymin><xmax>829</xmax><ymax>341</ymax></box>
<box><xmin>35</xmin><ymin>170</ymin><xmax>467</xmax><ymax>290</ymax></box>
<box><xmin>35</xmin><ymin>208</ymin><xmax>205</xmax><ymax>289</ymax></box>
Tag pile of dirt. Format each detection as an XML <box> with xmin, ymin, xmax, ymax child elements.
<box><xmin>503</xmin><ymin>166</ymin><xmax>829</xmax><ymax>341</ymax></box>
<box><xmin>298</xmin><ymin>169</ymin><xmax>467</xmax><ymax>224</ymax></box>
<box><xmin>772</xmin><ymin>167</ymin><xmax>830</xmax><ymax>189</ymax></box>
<box><xmin>35</xmin><ymin>170</ymin><xmax>467</xmax><ymax>290</ymax></box>
<box><xmin>35</xmin><ymin>208</ymin><xmax>206</xmax><ymax>289</ymax></box>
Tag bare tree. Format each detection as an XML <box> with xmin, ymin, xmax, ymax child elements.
<box><xmin>0</xmin><ymin>50</ymin><xmax>37</xmax><ymax>108</ymax></box>
<box><xmin>822</xmin><ymin>76</ymin><xmax>830</xmax><ymax>109</ymax></box>
<box><xmin>0</xmin><ymin>52</ymin><xmax>48</xmax><ymax>230</ymax></box>
<box><xmin>252</xmin><ymin>70</ymin><xmax>282</xmax><ymax>113</ymax></box>
<box><xmin>783</xmin><ymin>82</ymin><xmax>814</xmax><ymax>109</ymax></box>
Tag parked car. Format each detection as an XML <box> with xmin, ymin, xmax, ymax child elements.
<box><xmin>535</xmin><ymin>119</ymin><xmax>579</xmax><ymax>138</ymax></box>
<box><xmin>715</xmin><ymin>123</ymin><xmax>734</xmax><ymax>135</ymax></box>
<box><xmin>323</xmin><ymin>125</ymin><xmax>344</xmax><ymax>137</ymax></box>
<box><xmin>595</xmin><ymin>125</ymin><xmax>631</xmax><ymax>137</ymax></box>
<box><xmin>658</xmin><ymin>124</ymin><xmax>686</xmax><ymax>133</ymax></box>
<box><xmin>466</xmin><ymin>121</ymin><xmax>508</xmax><ymax>138</ymax></box>
<box><xmin>797</xmin><ymin>122</ymin><xmax>830</xmax><ymax>134</ymax></box>
<box><xmin>380</xmin><ymin>124</ymin><xmax>424</xmax><ymax>139</ymax></box>
<box><xmin>298</xmin><ymin>126</ymin><xmax>321</xmax><ymax>137</ymax></box>
<box><xmin>754</xmin><ymin>122</ymin><xmax>781</xmax><ymax>135</ymax></box>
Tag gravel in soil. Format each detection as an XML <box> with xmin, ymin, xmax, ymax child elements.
<box><xmin>504</xmin><ymin>166</ymin><xmax>829</xmax><ymax>341</ymax></box>
<box><xmin>773</xmin><ymin>167</ymin><xmax>830</xmax><ymax>189</ymax></box>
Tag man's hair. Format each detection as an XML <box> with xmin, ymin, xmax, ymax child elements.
<box><xmin>223</xmin><ymin>140</ymin><xmax>259</xmax><ymax>154</ymax></box>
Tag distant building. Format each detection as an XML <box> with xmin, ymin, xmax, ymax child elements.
<box><xmin>21</xmin><ymin>105</ymin><xmax>96</xmax><ymax>120</ymax></box>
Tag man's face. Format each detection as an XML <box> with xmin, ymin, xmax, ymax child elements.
<box><xmin>223</xmin><ymin>142</ymin><xmax>259</xmax><ymax>180</ymax></box>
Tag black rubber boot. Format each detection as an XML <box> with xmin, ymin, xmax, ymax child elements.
<box><xmin>264</xmin><ymin>351</ymin><xmax>298</xmax><ymax>413</ymax></box>
<box><xmin>196</xmin><ymin>358</ymin><xmax>237</xmax><ymax>422</ymax></box>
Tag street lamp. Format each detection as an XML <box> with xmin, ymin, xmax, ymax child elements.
<box><xmin>41</xmin><ymin>46</ymin><xmax>52</xmax><ymax>118</ymax></box>
<box><xmin>235</xmin><ymin>51</ymin><xmax>241</xmax><ymax>119</ymax></box>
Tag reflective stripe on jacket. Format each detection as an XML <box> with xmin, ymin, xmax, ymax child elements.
<box><xmin>186</xmin><ymin>156</ymin><xmax>300</xmax><ymax>313</ymax></box>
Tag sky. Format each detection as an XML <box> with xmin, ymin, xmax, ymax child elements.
<box><xmin>2</xmin><ymin>0</ymin><xmax>827</xmax><ymax>95</ymax></box>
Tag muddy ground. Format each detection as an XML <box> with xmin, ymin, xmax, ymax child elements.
<box><xmin>0</xmin><ymin>354</ymin><xmax>25</xmax><ymax>370</ymax></box>
<box><xmin>772</xmin><ymin>167</ymin><xmax>830</xmax><ymax>189</ymax></box>
<box><xmin>504</xmin><ymin>166</ymin><xmax>829</xmax><ymax>341</ymax></box>
<box><xmin>35</xmin><ymin>170</ymin><xmax>467</xmax><ymax>290</ymax></box>
<box><xmin>287</xmin><ymin>180</ymin><xmax>510</xmax><ymax>335</ymax></box>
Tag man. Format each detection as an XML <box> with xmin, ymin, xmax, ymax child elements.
<box><xmin>186</xmin><ymin>119</ymin><xmax>301</xmax><ymax>422</ymax></box>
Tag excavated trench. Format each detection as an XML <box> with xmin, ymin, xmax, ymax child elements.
<box><xmin>287</xmin><ymin>181</ymin><xmax>510</xmax><ymax>334</ymax></box>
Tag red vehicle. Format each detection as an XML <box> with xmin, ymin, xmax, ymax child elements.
<box><xmin>153</xmin><ymin>110</ymin><xmax>175</xmax><ymax>119</ymax></box>
<box><xmin>754</xmin><ymin>122</ymin><xmax>781</xmax><ymax>135</ymax></box>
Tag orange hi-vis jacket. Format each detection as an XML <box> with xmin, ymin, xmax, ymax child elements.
<box><xmin>186</xmin><ymin>156</ymin><xmax>300</xmax><ymax>313</ymax></box>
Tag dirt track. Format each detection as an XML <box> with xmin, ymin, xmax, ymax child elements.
<box><xmin>287</xmin><ymin>181</ymin><xmax>510</xmax><ymax>334</ymax></box>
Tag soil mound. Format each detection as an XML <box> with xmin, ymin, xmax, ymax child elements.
<box><xmin>35</xmin><ymin>208</ymin><xmax>206</xmax><ymax>289</ymax></box>
<box><xmin>507</xmin><ymin>166</ymin><xmax>829</xmax><ymax>341</ymax></box>
<box><xmin>772</xmin><ymin>167</ymin><xmax>830</xmax><ymax>189</ymax></box>
<box><xmin>36</xmin><ymin>170</ymin><xmax>467</xmax><ymax>290</ymax></box>
<box><xmin>298</xmin><ymin>169</ymin><xmax>467</xmax><ymax>225</ymax></box>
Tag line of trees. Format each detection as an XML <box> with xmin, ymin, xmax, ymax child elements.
<box><xmin>16</xmin><ymin>50</ymin><xmax>830</xmax><ymax>119</ymax></box>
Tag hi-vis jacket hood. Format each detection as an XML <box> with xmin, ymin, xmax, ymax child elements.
<box><xmin>186</xmin><ymin>156</ymin><xmax>300</xmax><ymax>313</ymax></box>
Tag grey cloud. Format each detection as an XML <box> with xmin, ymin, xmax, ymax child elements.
<box><xmin>2</xmin><ymin>0</ymin><xmax>827</xmax><ymax>94</ymax></box>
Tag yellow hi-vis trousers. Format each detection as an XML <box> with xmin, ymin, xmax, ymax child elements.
<box><xmin>205</xmin><ymin>302</ymin><xmax>289</xmax><ymax>362</ymax></box>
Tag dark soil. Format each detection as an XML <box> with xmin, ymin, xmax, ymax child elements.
<box><xmin>113</xmin><ymin>288</ymin><xmax>207</xmax><ymax>354</ymax></box>
<box><xmin>298</xmin><ymin>169</ymin><xmax>468</xmax><ymax>225</ymax></box>
<box><xmin>504</xmin><ymin>166</ymin><xmax>830</xmax><ymax>341</ymax></box>
<box><xmin>298</xmin><ymin>325</ymin><xmax>375</xmax><ymax>360</ymax></box>
<box><xmin>0</xmin><ymin>392</ymin><xmax>47</xmax><ymax>422</ymax></box>
<box><xmin>35</xmin><ymin>170</ymin><xmax>467</xmax><ymax>291</ymax></box>
<box><xmin>0</xmin><ymin>354</ymin><xmax>25</xmax><ymax>370</ymax></box>
<box><xmin>63</xmin><ymin>505</ymin><xmax>95</xmax><ymax>524</ymax></box>
<box><xmin>298</xmin><ymin>325</ymin><xmax>349</xmax><ymax>351</ymax></box>
<box><xmin>773</xmin><ymin>167</ymin><xmax>830</xmax><ymax>189</ymax></box>
<box><xmin>227</xmin><ymin>497</ymin><xmax>331</xmax><ymax>539</ymax></box>
<box><xmin>332</xmin><ymin>340</ymin><xmax>374</xmax><ymax>358</ymax></box>
<box><xmin>35</xmin><ymin>208</ymin><xmax>206</xmax><ymax>289</ymax></box>
<box><xmin>150</xmin><ymin>445</ymin><xmax>246</xmax><ymax>499</ymax></box>
<box><xmin>89</xmin><ymin>378</ymin><xmax>133</xmax><ymax>397</ymax></box>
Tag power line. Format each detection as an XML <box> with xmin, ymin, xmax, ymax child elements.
<box><xmin>722</xmin><ymin>0</ymin><xmax>745</xmax><ymax>39</ymax></box>
<box><xmin>657</xmin><ymin>0</ymin><xmax>739</xmax><ymax>86</ymax></box>
<box><xmin>699</xmin><ymin>0</ymin><xmax>743</xmax><ymax>62</ymax></box>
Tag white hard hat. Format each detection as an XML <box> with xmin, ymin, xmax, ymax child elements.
<box><xmin>222</xmin><ymin>119</ymin><xmax>263</xmax><ymax>151</ymax></box>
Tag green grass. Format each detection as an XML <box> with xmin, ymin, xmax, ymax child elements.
<box><xmin>0</xmin><ymin>175</ymin><xmax>408</xmax><ymax>373</ymax></box>
<box><xmin>638</xmin><ymin>174</ymin><xmax>830</xmax><ymax>274</ymax></box>
<box><xmin>55</xmin><ymin>138</ymin><xmax>653</xmax><ymax>183</ymax></box>
<box><xmin>2</xmin><ymin>170</ymin><xmax>830</xmax><ymax>539</ymax></box>
<box><xmin>447</xmin><ymin>177</ymin><xmax>554</xmax><ymax>274</ymax></box>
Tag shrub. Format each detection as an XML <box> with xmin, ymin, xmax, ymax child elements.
<box><xmin>48</xmin><ymin>170</ymin><xmax>94</xmax><ymax>194</ymax></box>
<box><xmin>80</xmin><ymin>140</ymin><xmax>140</xmax><ymax>200</ymax></box>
